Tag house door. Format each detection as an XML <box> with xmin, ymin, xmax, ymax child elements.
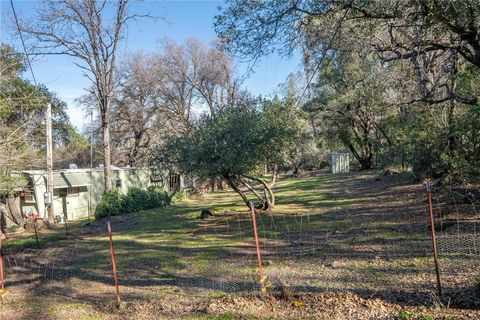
<box><xmin>61</xmin><ymin>196</ymin><xmax>68</xmax><ymax>221</ymax></box>
<box><xmin>169</xmin><ymin>172</ymin><xmax>181</xmax><ymax>192</ymax></box>
<box><xmin>57</xmin><ymin>188</ymin><xmax>68</xmax><ymax>222</ymax></box>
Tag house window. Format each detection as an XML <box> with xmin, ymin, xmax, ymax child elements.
<box><xmin>68</xmin><ymin>187</ymin><xmax>80</xmax><ymax>197</ymax></box>
<box><xmin>116</xmin><ymin>179</ymin><xmax>122</xmax><ymax>189</ymax></box>
<box><xmin>150</xmin><ymin>169</ymin><xmax>164</xmax><ymax>186</ymax></box>
<box><xmin>21</xmin><ymin>190</ymin><xmax>34</xmax><ymax>202</ymax></box>
<box><xmin>54</xmin><ymin>188</ymin><xmax>68</xmax><ymax>198</ymax></box>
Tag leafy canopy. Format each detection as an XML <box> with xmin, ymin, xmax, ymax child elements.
<box><xmin>154</xmin><ymin>100</ymin><xmax>304</xmax><ymax>180</ymax></box>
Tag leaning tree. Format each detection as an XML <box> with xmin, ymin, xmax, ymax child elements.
<box><xmin>152</xmin><ymin>100</ymin><xmax>303</xmax><ymax>212</ymax></box>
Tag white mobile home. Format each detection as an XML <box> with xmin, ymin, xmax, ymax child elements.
<box><xmin>15</xmin><ymin>167</ymin><xmax>181</xmax><ymax>221</ymax></box>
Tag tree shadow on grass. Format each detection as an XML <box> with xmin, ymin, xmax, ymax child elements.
<box><xmin>4</xmin><ymin>170</ymin><xmax>479</xmax><ymax>317</ymax></box>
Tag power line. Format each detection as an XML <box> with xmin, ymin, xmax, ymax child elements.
<box><xmin>10</xmin><ymin>0</ymin><xmax>37</xmax><ymax>86</ymax></box>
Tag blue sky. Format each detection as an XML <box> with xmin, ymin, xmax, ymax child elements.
<box><xmin>1</xmin><ymin>0</ymin><xmax>301</xmax><ymax>131</ymax></box>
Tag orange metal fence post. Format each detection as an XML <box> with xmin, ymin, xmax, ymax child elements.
<box><xmin>426</xmin><ymin>180</ymin><xmax>442</xmax><ymax>296</ymax></box>
<box><xmin>107</xmin><ymin>221</ymin><xmax>121</xmax><ymax>305</ymax></box>
<box><xmin>249</xmin><ymin>202</ymin><xmax>264</xmax><ymax>289</ymax></box>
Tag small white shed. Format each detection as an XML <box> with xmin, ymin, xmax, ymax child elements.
<box><xmin>331</xmin><ymin>153</ymin><xmax>350</xmax><ymax>174</ymax></box>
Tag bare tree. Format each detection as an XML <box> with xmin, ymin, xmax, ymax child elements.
<box><xmin>18</xmin><ymin>0</ymin><xmax>150</xmax><ymax>191</ymax></box>
<box><xmin>193</xmin><ymin>40</ymin><xmax>235</xmax><ymax>116</ymax></box>
<box><xmin>157</xmin><ymin>38</ymin><xmax>238</xmax><ymax>123</ymax></box>
<box><xmin>156</xmin><ymin>38</ymin><xmax>241</xmax><ymax>192</ymax></box>
<box><xmin>155</xmin><ymin>39</ymin><xmax>198</xmax><ymax>134</ymax></box>
<box><xmin>111</xmin><ymin>52</ymin><xmax>162</xmax><ymax>167</ymax></box>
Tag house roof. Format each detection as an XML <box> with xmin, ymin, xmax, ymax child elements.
<box><xmin>21</xmin><ymin>166</ymin><xmax>142</xmax><ymax>175</ymax></box>
<box><xmin>12</xmin><ymin>167</ymin><xmax>151</xmax><ymax>190</ymax></box>
<box><xmin>47</xmin><ymin>173</ymin><xmax>90</xmax><ymax>188</ymax></box>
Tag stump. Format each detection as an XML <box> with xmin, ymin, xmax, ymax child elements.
<box><xmin>199</xmin><ymin>209</ymin><xmax>214</xmax><ymax>219</ymax></box>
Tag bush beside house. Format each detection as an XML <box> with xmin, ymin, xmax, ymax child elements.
<box><xmin>95</xmin><ymin>187</ymin><xmax>173</xmax><ymax>219</ymax></box>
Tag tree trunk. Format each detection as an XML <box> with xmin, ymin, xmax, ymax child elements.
<box><xmin>225</xmin><ymin>175</ymin><xmax>252</xmax><ymax>210</ymax></box>
<box><xmin>225</xmin><ymin>174</ymin><xmax>276</xmax><ymax>213</ymax></box>
<box><xmin>244</xmin><ymin>175</ymin><xmax>275</xmax><ymax>211</ymax></box>
<box><xmin>0</xmin><ymin>203</ymin><xmax>7</xmax><ymax>239</ymax></box>
<box><xmin>269</xmin><ymin>167</ymin><xmax>278</xmax><ymax>187</ymax></box>
<box><xmin>262</xmin><ymin>182</ymin><xmax>274</xmax><ymax>210</ymax></box>
<box><xmin>263</xmin><ymin>188</ymin><xmax>273</xmax><ymax>210</ymax></box>
<box><xmin>239</xmin><ymin>179</ymin><xmax>265</xmax><ymax>206</ymax></box>
<box><xmin>364</xmin><ymin>142</ymin><xmax>374</xmax><ymax>170</ymax></box>
<box><xmin>447</xmin><ymin>96</ymin><xmax>456</xmax><ymax>157</ymax></box>
<box><xmin>103</xmin><ymin>120</ymin><xmax>112</xmax><ymax>192</ymax></box>
<box><xmin>446</xmin><ymin>50</ymin><xmax>457</xmax><ymax>161</ymax></box>
<box><xmin>359</xmin><ymin>158</ymin><xmax>372</xmax><ymax>170</ymax></box>
<box><xmin>293</xmin><ymin>164</ymin><xmax>299</xmax><ymax>175</ymax></box>
<box><xmin>217</xmin><ymin>176</ymin><xmax>224</xmax><ymax>191</ymax></box>
<box><xmin>6</xmin><ymin>194</ymin><xmax>24</xmax><ymax>226</ymax></box>
<box><xmin>210</xmin><ymin>176</ymin><xmax>215</xmax><ymax>193</ymax></box>
<box><xmin>128</xmin><ymin>131</ymin><xmax>143</xmax><ymax>167</ymax></box>
<box><xmin>345</xmin><ymin>140</ymin><xmax>373</xmax><ymax>170</ymax></box>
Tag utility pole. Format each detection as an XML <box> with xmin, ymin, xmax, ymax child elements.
<box><xmin>90</xmin><ymin>110</ymin><xmax>94</xmax><ymax>171</ymax></box>
<box><xmin>89</xmin><ymin>109</ymin><xmax>94</xmax><ymax>220</ymax></box>
<box><xmin>46</xmin><ymin>103</ymin><xmax>55</xmax><ymax>224</ymax></box>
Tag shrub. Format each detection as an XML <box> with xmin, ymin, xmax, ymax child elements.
<box><xmin>95</xmin><ymin>187</ymin><xmax>174</xmax><ymax>219</ymax></box>
<box><xmin>170</xmin><ymin>190</ymin><xmax>187</xmax><ymax>204</ymax></box>
<box><xmin>297</xmin><ymin>149</ymin><xmax>330</xmax><ymax>171</ymax></box>
<box><xmin>126</xmin><ymin>187</ymin><xmax>151</xmax><ymax>211</ymax></box>
<box><xmin>147</xmin><ymin>186</ymin><xmax>168</xmax><ymax>207</ymax></box>
<box><xmin>120</xmin><ymin>194</ymin><xmax>136</xmax><ymax>213</ymax></box>
<box><xmin>94</xmin><ymin>190</ymin><xmax>123</xmax><ymax>219</ymax></box>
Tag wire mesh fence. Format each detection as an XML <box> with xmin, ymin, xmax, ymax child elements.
<box><xmin>428</xmin><ymin>185</ymin><xmax>480</xmax><ymax>306</ymax></box>
<box><xmin>178</xmin><ymin>208</ymin><xmax>441</xmax><ymax>300</ymax></box>
<box><xmin>431</xmin><ymin>188</ymin><xmax>479</xmax><ymax>256</ymax></box>
<box><xmin>1</xmin><ymin>183</ymin><xmax>479</xmax><ymax>308</ymax></box>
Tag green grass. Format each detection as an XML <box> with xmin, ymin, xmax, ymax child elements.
<box><xmin>434</xmin><ymin>220</ymin><xmax>455</xmax><ymax>231</ymax></box>
<box><xmin>6</xmin><ymin>173</ymin><xmax>409</xmax><ymax>282</ymax></box>
<box><xmin>397</xmin><ymin>310</ymin><xmax>414</xmax><ymax>320</ymax></box>
<box><xmin>50</xmin><ymin>174</ymin><xmax>351</xmax><ymax>292</ymax></box>
<box><xmin>5</xmin><ymin>171</ymin><xmax>471</xmax><ymax>319</ymax></box>
<box><xmin>3</xmin><ymin>232</ymin><xmax>66</xmax><ymax>250</ymax></box>
<box><xmin>5</xmin><ymin>172</ymin><xmax>433</xmax><ymax>305</ymax></box>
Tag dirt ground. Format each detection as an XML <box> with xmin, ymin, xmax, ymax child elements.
<box><xmin>0</xmin><ymin>170</ymin><xmax>479</xmax><ymax>319</ymax></box>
